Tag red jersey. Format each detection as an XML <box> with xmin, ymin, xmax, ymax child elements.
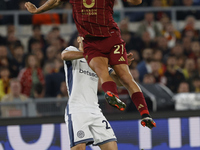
<box><xmin>69</xmin><ymin>0</ymin><xmax>120</xmax><ymax>37</ymax></box>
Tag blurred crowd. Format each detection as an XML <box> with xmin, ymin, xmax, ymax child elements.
<box><xmin>0</xmin><ymin>0</ymin><xmax>200</xmax><ymax>116</ymax></box>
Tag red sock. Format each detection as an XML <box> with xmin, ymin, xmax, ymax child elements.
<box><xmin>131</xmin><ymin>92</ymin><xmax>149</xmax><ymax>116</ymax></box>
<box><xmin>102</xmin><ymin>81</ymin><xmax>118</xmax><ymax>97</ymax></box>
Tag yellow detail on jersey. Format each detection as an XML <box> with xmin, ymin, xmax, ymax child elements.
<box><xmin>83</xmin><ymin>0</ymin><xmax>95</xmax><ymax>8</ymax></box>
<box><xmin>118</xmin><ymin>56</ymin><xmax>125</xmax><ymax>61</ymax></box>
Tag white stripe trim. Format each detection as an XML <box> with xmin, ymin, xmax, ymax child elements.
<box><xmin>168</xmin><ymin>118</ymin><xmax>182</xmax><ymax>148</ymax></box>
<box><xmin>138</xmin><ymin>120</ymin><xmax>152</xmax><ymax>149</ymax></box>
<box><xmin>189</xmin><ymin>117</ymin><xmax>200</xmax><ymax>147</ymax></box>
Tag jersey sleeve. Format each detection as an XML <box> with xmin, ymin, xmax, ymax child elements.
<box><xmin>63</xmin><ymin>46</ymin><xmax>79</xmax><ymax>52</ymax></box>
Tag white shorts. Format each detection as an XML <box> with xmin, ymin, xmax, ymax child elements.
<box><xmin>65</xmin><ymin>112</ymin><xmax>117</xmax><ymax>148</ymax></box>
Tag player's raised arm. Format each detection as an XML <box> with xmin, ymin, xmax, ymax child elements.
<box><xmin>25</xmin><ymin>0</ymin><xmax>62</xmax><ymax>14</ymax></box>
<box><xmin>127</xmin><ymin>0</ymin><xmax>142</xmax><ymax>5</ymax></box>
<box><xmin>61</xmin><ymin>50</ymin><xmax>84</xmax><ymax>61</ymax></box>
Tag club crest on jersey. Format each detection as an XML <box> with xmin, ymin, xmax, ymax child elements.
<box><xmin>83</xmin><ymin>0</ymin><xmax>95</xmax><ymax>8</ymax></box>
<box><xmin>77</xmin><ymin>130</ymin><xmax>85</xmax><ymax>138</ymax></box>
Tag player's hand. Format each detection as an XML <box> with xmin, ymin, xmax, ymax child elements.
<box><xmin>141</xmin><ymin>116</ymin><xmax>156</xmax><ymax>129</ymax></box>
<box><xmin>127</xmin><ymin>52</ymin><xmax>134</xmax><ymax>66</ymax></box>
<box><xmin>25</xmin><ymin>2</ymin><xmax>38</xmax><ymax>14</ymax></box>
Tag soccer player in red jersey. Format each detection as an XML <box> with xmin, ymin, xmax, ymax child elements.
<box><xmin>25</xmin><ymin>0</ymin><xmax>156</xmax><ymax>129</ymax></box>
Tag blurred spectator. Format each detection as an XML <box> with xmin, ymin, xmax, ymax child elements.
<box><xmin>181</xmin><ymin>16</ymin><xmax>200</xmax><ymax>40</ymax></box>
<box><xmin>18</xmin><ymin>0</ymin><xmax>32</xmax><ymax>24</ymax></box>
<box><xmin>162</xmin><ymin>55</ymin><xmax>185</xmax><ymax>93</ymax></box>
<box><xmin>57</xmin><ymin>81</ymin><xmax>68</xmax><ymax>98</ymax></box>
<box><xmin>130</xmin><ymin>69</ymin><xmax>140</xmax><ymax>83</ymax></box>
<box><xmin>119</xmin><ymin>18</ymin><xmax>140</xmax><ymax>51</ymax></box>
<box><xmin>50</xmin><ymin>26</ymin><xmax>67</xmax><ymax>50</ymax></box>
<box><xmin>29</xmin><ymin>39</ymin><xmax>43</xmax><ymax>54</ymax></box>
<box><xmin>0</xmin><ymin>45</ymin><xmax>8</xmax><ymax>61</ymax></box>
<box><xmin>177</xmin><ymin>55</ymin><xmax>187</xmax><ymax>69</ymax></box>
<box><xmin>193</xmin><ymin>58</ymin><xmax>200</xmax><ymax>77</ymax></box>
<box><xmin>9</xmin><ymin>44</ymin><xmax>26</xmax><ymax>78</ymax></box>
<box><xmin>177</xmin><ymin>0</ymin><xmax>200</xmax><ymax>20</ymax></box>
<box><xmin>0</xmin><ymin>35</ymin><xmax>6</xmax><ymax>45</ymax></box>
<box><xmin>28</xmin><ymin>25</ymin><xmax>47</xmax><ymax>53</ymax></box>
<box><xmin>177</xmin><ymin>82</ymin><xmax>190</xmax><ymax>93</ymax></box>
<box><xmin>192</xmin><ymin>76</ymin><xmax>200</xmax><ymax>92</ymax></box>
<box><xmin>18</xmin><ymin>54</ymin><xmax>45</xmax><ymax>97</ymax></box>
<box><xmin>5</xmin><ymin>25</ymin><xmax>21</xmax><ymax>55</ymax></box>
<box><xmin>189</xmin><ymin>41</ymin><xmax>200</xmax><ymax>62</ymax></box>
<box><xmin>137</xmin><ymin>12</ymin><xmax>161</xmax><ymax>40</ymax></box>
<box><xmin>62</xmin><ymin>2</ymin><xmax>72</xmax><ymax>23</ymax></box>
<box><xmin>136</xmin><ymin>48</ymin><xmax>153</xmax><ymax>81</ymax></box>
<box><xmin>137</xmin><ymin>31</ymin><xmax>156</xmax><ymax>51</ymax></box>
<box><xmin>170</xmin><ymin>44</ymin><xmax>184</xmax><ymax>58</ymax></box>
<box><xmin>128</xmin><ymin>50</ymin><xmax>140</xmax><ymax>69</ymax></box>
<box><xmin>153</xmin><ymin>49</ymin><xmax>163</xmax><ymax>61</ymax></box>
<box><xmin>162</xmin><ymin>23</ymin><xmax>181</xmax><ymax>48</ymax></box>
<box><xmin>32</xmin><ymin>0</ymin><xmax>60</xmax><ymax>25</ymax></box>
<box><xmin>143</xmin><ymin>74</ymin><xmax>156</xmax><ymax>84</ymax></box>
<box><xmin>35</xmin><ymin>48</ymin><xmax>45</xmax><ymax>68</ymax></box>
<box><xmin>156</xmin><ymin>36</ymin><xmax>170</xmax><ymax>61</ymax></box>
<box><xmin>0</xmin><ymin>67</ymin><xmax>10</xmax><ymax>100</ymax></box>
<box><xmin>45</xmin><ymin>58</ymin><xmax>65</xmax><ymax>97</ymax></box>
<box><xmin>46</xmin><ymin>46</ymin><xmax>57</xmax><ymax>61</ymax></box>
<box><xmin>182</xmin><ymin>58</ymin><xmax>196</xmax><ymax>80</ymax></box>
<box><xmin>1</xmin><ymin>78</ymin><xmax>28</xmax><ymax>118</ymax></box>
<box><xmin>151</xmin><ymin>0</ymin><xmax>171</xmax><ymax>21</ymax></box>
<box><xmin>182</xmin><ymin>37</ymin><xmax>192</xmax><ymax>56</ymax></box>
<box><xmin>33</xmin><ymin>83</ymin><xmax>45</xmax><ymax>98</ymax></box>
<box><xmin>43</xmin><ymin>60</ymin><xmax>54</xmax><ymax>75</ymax></box>
<box><xmin>150</xmin><ymin>59</ymin><xmax>163</xmax><ymax>82</ymax></box>
<box><xmin>121</xmin><ymin>30</ymin><xmax>135</xmax><ymax>52</ymax></box>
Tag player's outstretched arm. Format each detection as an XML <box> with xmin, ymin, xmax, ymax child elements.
<box><xmin>127</xmin><ymin>0</ymin><xmax>142</xmax><ymax>5</ymax></box>
<box><xmin>61</xmin><ymin>50</ymin><xmax>84</xmax><ymax>61</ymax></box>
<box><xmin>25</xmin><ymin>0</ymin><xmax>62</xmax><ymax>14</ymax></box>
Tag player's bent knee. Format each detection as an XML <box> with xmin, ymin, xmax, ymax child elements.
<box><xmin>99</xmin><ymin>141</ymin><xmax>118</xmax><ymax>150</ymax></box>
<box><xmin>71</xmin><ymin>143</ymin><xmax>86</xmax><ymax>150</ymax></box>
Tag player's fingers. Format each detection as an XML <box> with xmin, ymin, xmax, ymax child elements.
<box><xmin>127</xmin><ymin>53</ymin><xmax>133</xmax><ymax>58</ymax></box>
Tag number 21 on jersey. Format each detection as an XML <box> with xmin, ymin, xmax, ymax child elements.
<box><xmin>114</xmin><ymin>44</ymin><xmax>124</xmax><ymax>54</ymax></box>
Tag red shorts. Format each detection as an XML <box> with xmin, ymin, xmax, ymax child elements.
<box><xmin>83</xmin><ymin>30</ymin><xmax>128</xmax><ymax>66</ymax></box>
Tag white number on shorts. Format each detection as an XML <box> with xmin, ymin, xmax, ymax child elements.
<box><xmin>114</xmin><ymin>44</ymin><xmax>124</xmax><ymax>54</ymax></box>
<box><xmin>102</xmin><ymin>120</ymin><xmax>111</xmax><ymax>129</ymax></box>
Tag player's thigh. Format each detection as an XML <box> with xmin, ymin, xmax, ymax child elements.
<box><xmin>89</xmin><ymin>57</ymin><xmax>110</xmax><ymax>78</ymax></box>
<box><xmin>90</xmin><ymin>113</ymin><xmax>117</xmax><ymax>146</ymax></box>
<box><xmin>89</xmin><ymin>57</ymin><xmax>109</xmax><ymax>71</ymax></box>
<box><xmin>65</xmin><ymin>113</ymin><xmax>94</xmax><ymax>148</ymax></box>
<box><xmin>99</xmin><ymin>141</ymin><xmax>118</xmax><ymax>150</ymax></box>
<box><xmin>113</xmin><ymin>64</ymin><xmax>133</xmax><ymax>82</ymax></box>
<box><xmin>71</xmin><ymin>143</ymin><xmax>86</xmax><ymax>150</ymax></box>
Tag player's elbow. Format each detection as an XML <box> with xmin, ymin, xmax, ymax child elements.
<box><xmin>128</xmin><ymin>0</ymin><xmax>142</xmax><ymax>5</ymax></box>
<box><xmin>61</xmin><ymin>52</ymin><xmax>68</xmax><ymax>60</ymax></box>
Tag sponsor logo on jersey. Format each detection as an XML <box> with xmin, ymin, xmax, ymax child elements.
<box><xmin>118</xmin><ymin>56</ymin><xmax>125</xmax><ymax>61</ymax></box>
<box><xmin>79</xmin><ymin>69</ymin><xmax>98</xmax><ymax>78</ymax></box>
<box><xmin>77</xmin><ymin>130</ymin><xmax>85</xmax><ymax>138</ymax></box>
